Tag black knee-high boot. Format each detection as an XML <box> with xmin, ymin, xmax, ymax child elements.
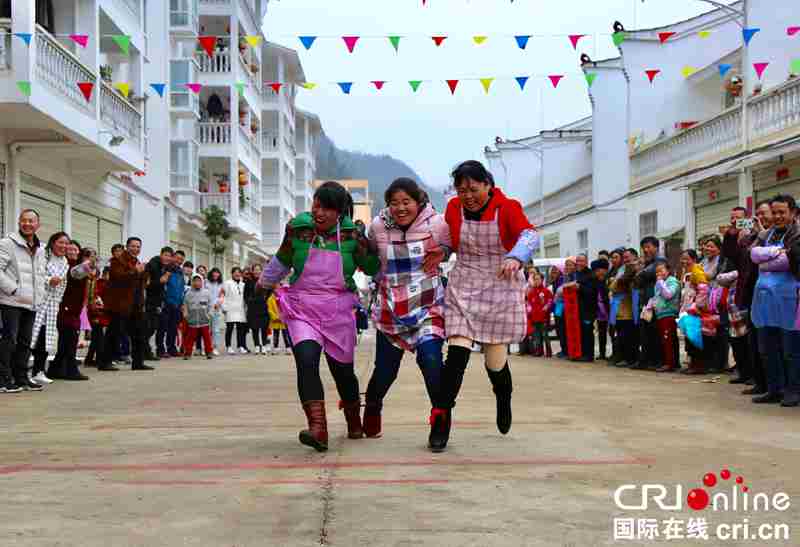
<box><xmin>486</xmin><ymin>364</ymin><xmax>512</xmax><ymax>435</ymax></box>
<box><xmin>430</xmin><ymin>345</ymin><xmax>472</xmax><ymax>452</ymax></box>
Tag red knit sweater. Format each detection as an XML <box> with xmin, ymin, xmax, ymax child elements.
<box><xmin>444</xmin><ymin>187</ymin><xmax>533</xmax><ymax>252</ymax></box>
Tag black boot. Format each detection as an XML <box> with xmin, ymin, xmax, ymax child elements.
<box><xmin>428</xmin><ymin>408</ymin><xmax>451</xmax><ymax>452</ymax></box>
<box><xmin>440</xmin><ymin>345</ymin><xmax>471</xmax><ymax>409</ymax></box>
<box><xmin>486</xmin><ymin>364</ymin><xmax>513</xmax><ymax>435</ymax></box>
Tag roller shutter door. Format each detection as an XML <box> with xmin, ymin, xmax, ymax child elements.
<box><xmin>71</xmin><ymin>210</ymin><xmax>99</xmax><ymax>252</ymax></box>
<box><xmin>694</xmin><ymin>198</ymin><xmax>737</xmax><ymax>246</ymax></box>
<box><xmin>99</xmin><ymin>220</ymin><xmax>123</xmax><ymax>262</ymax></box>
<box><xmin>20</xmin><ymin>173</ymin><xmax>64</xmax><ymax>240</ymax></box>
<box><xmin>755</xmin><ymin>180</ymin><xmax>800</xmax><ymax>204</ymax></box>
<box><xmin>754</xmin><ymin>156</ymin><xmax>800</xmax><ymax>204</ymax></box>
<box><xmin>544</xmin><ymin>243</ymin><xmax>560</xmax><ymax>258</ymax></box>
<box><xmin>72</xmin><ymin>192</ymin><xmax>125</xmax><ymax>261</ymax></box>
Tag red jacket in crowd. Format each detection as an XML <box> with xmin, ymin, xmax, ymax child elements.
<box><xmin>526</xmin><ymin>285</ymin><xmax>553</xmax><ymax>333</ymax></box>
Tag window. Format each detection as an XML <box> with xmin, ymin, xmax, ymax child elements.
<box><xmin>640</xmin><ymin>211</ymin><xmax>658</xmax><ymax>238</ymax></box>
<box><xmin>577</xmin><ymin>229</ymin><xmax>588</xmax><ymax>255</ymax></box>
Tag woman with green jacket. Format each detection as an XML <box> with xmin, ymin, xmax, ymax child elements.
<box><xmin>259</xmin><ymin>181</ymin><xmax>380</xmax><ymax>451</ymax></box>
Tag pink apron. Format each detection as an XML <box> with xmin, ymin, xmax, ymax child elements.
<box><xmin>445</xmin><ymin>208</ymin><xmax>527</xmax><ymax>344</ymax></box>
<box><xmin>277</xmin><ymin>225</ymin><xmax>358</xmax><ymax>363</ymax></box>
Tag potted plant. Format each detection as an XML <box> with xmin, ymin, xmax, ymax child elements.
<box><xmin>725</xmin><ymin>75</ymin><xmax>743</xmax><ymax>97</ymax></box>
<box><xmin>218</xmin><ymin>176</ymin><xmax>229</xmax><ymax>193</ymax></box>
<box><xmin>238</xmin><ymin>169</ymin><xmax>248</xmax><ymax>186</ymax></box>
<box><xmin>100</xmin><ymin>65</ymin><xmax>113</xmax><ymax>83</ymax></box>
<box><xmin>239</xmin><ymin>187</ymin><xmax>249</xmax><ymax>210</ymax></box>
<box><xmin>201</xmin><ymin>205</ymin><xmax>233</xmax><ymax>257</ymax></box>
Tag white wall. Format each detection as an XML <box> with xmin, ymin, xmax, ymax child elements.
<box><xmin>625</xmin><ymin>184</ymin><xmax>687</xmax><ymax>247</ymax></box>
<box><xmin>747</xmin><ymin>1</ymin><xmax>800</xmax><ymax>94</ymax></box>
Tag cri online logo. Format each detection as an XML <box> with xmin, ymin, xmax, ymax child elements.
<box><xmin>614</xmin><ymin>469</ymin><xmax>791</xmax><ymax>512</ymax></box>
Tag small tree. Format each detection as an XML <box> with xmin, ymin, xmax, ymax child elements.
<box><xmin>201</xmin><ymin>205</ymin><xmax>233</xmax><ymax>258</ymax></box>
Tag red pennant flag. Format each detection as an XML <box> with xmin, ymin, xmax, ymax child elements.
<box><xmin>568</xmin><ymin>35</ymin><xmax>586</xmax><ymax>49</ymax></box>
<box><xmin>645</xmin><ymin>69</ymin><xmax>661</xmax><ymax>83</ymax></box>
<box><xmin>446</xmin><ymin>80</ymin><xmax>459</xmax><ymax>94</ymax></box>
<box><xmin>658</xmin><ymin>32</ymin><xmax>676</xmax><ymax>43</ymax></box>
<box><xmin>198</xmin><ymin>36</ymin><xmax>216</xmax><ymax>58</ymax></box>
<box><xmin>342</xmin><ymin>36</ymin><xmax>359</xmax><ymax>53</ymax></box>
<box><xmin>548</xmin><ymin>75</ymin><xmax>564</xmax><ymax>88</ymax></box>
<box><xmin>372</xmin><ymin>81</ymin><xmax>385</xmax><ymax>90</ymax></box>
<box><xmin>753</xmin><ymin>62</ymin><xmax>769</xmax><ymax>79</ymax></box>
<box><xmin>269</xmin><ymin>82</ymin><xmax>283</xmax><ymax>94</ymax></box>
<box><xmin>77</xmin><ymin>82</ymin><xmax>94</xmax><ymax>102</ymax></box>
<box><xmin>432</xmin><ymin>36</ymin><xmax>447</xmax><ymax>47</ymax></box>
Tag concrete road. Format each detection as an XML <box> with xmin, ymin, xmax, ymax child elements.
<box><xmin>1</xmin><ymin>339</ymin><xmax>798</xmax><ymax>547</ymax></box>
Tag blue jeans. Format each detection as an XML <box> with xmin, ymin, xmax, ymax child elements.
<box><xmin>157</xmin><ymin>304</ymin><xmax>181</xmax><ymax>354</ymax></box>
<box><xmin>366</xmin><ymin>330</ymin><xmax>444</xmax><ymax>409</ymax></box>
<box><xmin>757</xmin><ymin>327</ymin><xmax>800</xmax><ymax>395</ymax></box>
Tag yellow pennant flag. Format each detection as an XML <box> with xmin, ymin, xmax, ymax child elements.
<box><xmin>698</xmin><ymin>30</ymin><xmax>711</xmax><ymax>39</ymax></box>
<box><xmin>245</xmin><ymin>35</ymin><xmax>261</xmax><ymax>48</ymax></box>
<box><xmin>681</xmin><ymin>66</ymin><xmax>698</xmax><ymax>78</ymax></box>
<box><xmin>113</xmin><ymin>82</ymin><xmax>130</xmax><ymax>98</ymax></box>
<box><xmin>473</xmin><ymin>36</ymin><xmax>488</xmax><ymax>45</ymax></box>
<box><xmin>300</xmin><ymin>82</ymin><xmax>317</xmax><ymax>90</ymax></box>
<box><xmin>480</xmin><ymin>78</ymin><xmax>494</xmax><ymax>94</ymax></box>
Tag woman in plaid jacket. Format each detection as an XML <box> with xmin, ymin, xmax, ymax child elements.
<box><xmin>364</xmin><ymin>178</ymin><xmax>450</xmax><ymax>451</ymax></box>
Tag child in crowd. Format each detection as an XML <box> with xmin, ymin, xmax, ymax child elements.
<box><xmin>268</xmin><ymin>290</ymin><xmax>292</xmax><ymax>355</ymax></box>
<box><xmin>652</xmin><ymin>261</ymin><xmax>681</xmax><ymax>372</ymax></box>
<box><xmin>182</xmin><ymin>274</ymin><xmax>213</xmax><ymax>360</ymax></box>
<box><xmin>526</xmin><ymin>271</ymin><xmax>553</xmax><ymax>357</ymax></box>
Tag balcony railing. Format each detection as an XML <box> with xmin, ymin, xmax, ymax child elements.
<box><xmin>198</xmin><ymin>122</ymin><xmax>232</xmax><ymax>145</ymax></box>
<box><xmin>631</xmin><ymin>78</ymin><xmax>800</xmax><ymax>189</ymax></box>
<box><xmin>0</xmin><ymin>20</ymin><xmax>10</xmax><ymax>71</ymax></box>
<box><xmin>238</xmin><ymin>52</ymin><xmax>260</xmax><ymax>93</ymax></box>
<box><xmin>262</xmin><ymin>132</ymin><xmax>279</xmax><ymax>152</ymax></box>
<box><xmin>99</xmin><ymin>81</ymin><xmax>142</xmax><ymax>147</ymax></box>
<box><xmin>196</xmin><ymin>48</ymin><xmax>231</xmax><ymax>73</ymax></box>
<box><xmin>199</xmin><ymin>193</ymin><xmax>232</xmax><ymax>213</ymax></box>
<box><xmin>239</xmin><ymin>125</ymin><xmax>259</xmax><ymax>162</ymax></box>
<box><xmin>35</xmin><ymin>25</ymin><xmax>97</xmax><ymax>114</ymax></box>
<box><xmin>171</xmin><ymin>172</ymin><xmax>199</xmax><ymax>191</ymax></box>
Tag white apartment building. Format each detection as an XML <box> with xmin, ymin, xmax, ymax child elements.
<box><xmin>0</xmin><ymin>0</ymin><xmax>321</xmax><ymax>269</ymax></box>
<box><xmin>486</xmin><ymin>0</ymin><xmax>800</xmax><ymax>269</ymax></box>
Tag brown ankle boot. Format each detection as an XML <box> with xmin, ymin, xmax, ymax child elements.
<box><xmin>299</xmin><ymin>400</ymin><xmax>328</xmax><ymax>452</ymax></box>
<box><xmin>363</xmin><ymin>403</ymin><xmax>382</xmax><ymax>438</ymax></box>
<box><xmin>339</xmin><ymin>400</ymin><xmax>364</xmax><ymax>439</ymax></box>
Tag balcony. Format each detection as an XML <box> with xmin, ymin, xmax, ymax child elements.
<box><xmin>170</xmin><ymin>0</ymin><xmax>199</xmax><ymax>36</ymax></box>
<box><xmin>198</xmin><ymin>122</ymin><xmax>232</xmax><ymax>145</ymax></box>
<box><xmin>631</xmin><ymin>77</ymin><xmax>800</xmax><ymax>190</ymax></box>
<box><xmin>199</xmin><ymin>192</ymin><xmax>232</xmax><ymax>214</ymax></box>
<box><xmin>99</xmin><ymin>81</ymin><xmax>142</xmax><ymax>147</ymax></box>
<box><xmin>196</xmin><ymin>48</ymin><xmax>231</xmax><ymax>74</ymax></box>
<box><xmin>262</xmin><ymin>131</ymin><xmax>279</xmax><ymax>152</ymax></box>
<box><xmin>239</xmin><ymin>124</ymin><xmax>260</xmax><ymax>171</ymax></box>
<box><xmin>35</xmin><ymin>26</ymin><xmax>97</xmax><ymax>116</ymax></box>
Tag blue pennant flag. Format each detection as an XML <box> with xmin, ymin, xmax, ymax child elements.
<box><xmin>515</xmin><ymin>76</ymin><xmax>529</xmax><ymax>91</ymax></box>
<box><xmin>299</xmin><ymin>36</ymin><xmax>317</xmax><ymax>50</ymax></box>
<box><xmin>718</xmin><ymin>64</ymin><xmax>732</xmax><ymax>78</ymax></box>
<box><xmin>742</xmin><ymin>28</ymin><xmax>760</xmax><ymax>45</ymax></box>
<box><xmin>14</xmin><ymin>33</ymin><xmax>32</xmax><ymax>46</ymax></box>
<box><xmin>514</xmin><ymin>35</ymin><xmax>531</xmax><ymax>50</ymax></box>
<box><xmin>150</xmin><ymin>83</ymin><xmax>166</xmax><ymax>97</ymax></box>
<box><xmin>337</xmin><ymin>82</ymin><xmax>353</xmax><ymax>95</ymax></box>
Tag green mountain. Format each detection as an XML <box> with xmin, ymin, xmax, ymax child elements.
<box><xmin>314</xmin><ymin>133</ymin><xmax>446</xmax><ymax>216</ymax></box>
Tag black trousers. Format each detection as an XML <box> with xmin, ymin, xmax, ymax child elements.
<box><xmin>225</xmin><ymin>322</ymin><xmax>247</xmax><ymax>349</ymax></box>
<box><xmin>273</xmin><ymin>329</ymin><xmax>291</xmax><ymax>349</ymax></box>
<box><xmin>615</xmin><ymin>320</ymin><xmax>639</xmax><ymax>364</ymax></box>
<box><xmin>639</xmin><ymin>320</ymin><xmax>661</xmax><ymax>367</ymax></box>
<box><xmin>250</xmin><ymin>324</ymin><xmax>269</xmax><ymax>347</ymax></box>
<box><xmin>48</xmin><ymin>326</ymin><xmax>80</xmax><ymax>377</ymax></box>
<box><xmin>730</xmin><ymin>335</ymin><xmax>752</xmax><ymax>379</ymax></box>
<box><xmin>750</xmin><ymin>326</ymin><xmax>767</xmax><ymax>390</ymax></box>
<box><xmin>293</xmin><ymin>340</ymin><xmax>358</xmax><ymax>402</ymax></box>
<box><xmin>597</xmin><ymin>320</ymin><xmax>608</xmax><ymax>358</ymax></box>
<box><xmin>580</xmin><ymin>320</ymin><xmax>595</xmax><ymax>360</ymax></box>
<box><xmin>86</xmin><ymin>324</ymin><xmax>105</xmax><ymax>363</ymax></box>
<box><xmin>0</xmin><ymin>305</ymin><xmax>35</xmax><ymax>385</ymax></box>
<box><xmin>100</xmin><ymin>313</ymin><xmax>146</xmax><ymax>368</ymax></box>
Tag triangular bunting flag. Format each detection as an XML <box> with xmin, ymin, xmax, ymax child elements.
<box><xmin>198</xmin><ymin>36</ymin><xmax>216</xmax><ymax>57</ymax></box>
<box><xmin>185</xmin><ymin>83</ymin><xmax>202</xmax><ymax>94</ymax></box>
<box><xmin>473</xmin><ymin>36</ymin><xmax>488</xmax><ymax>45</ymax></box>
<box><xmin>245</xmin><ymin>35</ymin><xmax>261</xmax><ymax>48</ymax></box>
<box><xmin>612</xmin><ymin>31</ymin><xmax>626</xmax><ymax>47</ymax></box>
<box><xmin>718</xmin><ymin>64</ymin><xmax>732</xmax><ymax>78</ymax></box>
<box><xmin>338</xmin><ymin>82</ymin><xmax>353</xmax><ymax>94</ymax></box>
<box><xmin>388</xmin><ymin>36</ymin><xmax>401</xmax><ymax>52</ymax></box>
<box><xmin>432</xmin><ymin>36</ymin><xmax>447</xmax><ymax>47</ymax></box>
<box><xmin>372</xmin><ymin>81</ymin><xmax>385</xmax><ymax>91</ymax></box>
<box><xmin>585</xmin><ymin>73</ymin><xmax>597</xmax><ymax>87</ymax></box>
<box><xmin>300</xmin><ymin>82</ymin><xmax>317</xmax><ymax>90</ymax></box>
<box><xmin>645</xmin><ymin>70</ymin><xmax>660</xmax><ymax>83</ymax></box>
<box><xmin>150</xmin><ymin>83</ymin><xmax>166</xmax><ymax>97</ymax></box>
<box><xmin>342</xmin><ymin>36</ymin><xmax>359</xmax><ymax>53</ymax></box>
<box><xmin>268</xmin><ymin>82</ymin><xmax>283</xmax><ymax>94</ymax></box>
<box><xmin>113</xmin><ymin>83</ymin><xmax>130</xmax><ymax>98</ymax></box>
<box><xmin>791</xmin><ymin>59</ymin><xmax>800</xmax><ymax>75</ymax></box>
<box><xmin>568</xmin><ymin>35</ymin><xmax>585</xmax><ymax>50</ymax></box>
<box><xmin>698</xmin><ymin>30</ymin><xmax>711</xmax><ymax>39</ymax></box>
<box><xmin>17</xmin><ymin>81</ymin><xmax>31</xmax><ymax>97</ymax></box>
<box><xmin>658</xmin><ymin>32</ymin><xmax>675</xmax><ymax>44</ymax></box>
<box><xmin>788</xmin><ymin>27</ymin><xmax>800</xmax><ymax>37</ymax></box>
<box><xmin>515</xmin><ymin>76</ymin><xmax>529</xmax><ymax>91</ymax></box>
<box><xmin>446</xmin><ymin>80</ymin><xmax>459</xmax><ymax>94</ymax></box>
<box><xmin>742</xmin><ymin>28</ymin><xmax>760</xmax><ymax>45</ymax></box>
<box><xmin>13</xmin><ymin>33</ymin><xmax>32</xmax><ymax>46</ymax></box>
<box><xmin>480</xmin><ymin>78</ymin><xmax>494</xmax><ymax>94</ymax></box>
<box><xmin>299</xmin><ymin>36</ymin><xmax>317</xmax><ymax>50</ymax></box>
<box><xmin>77</xmin><ymin>82</ymin><xmax>94</xmax><ymax>103</ymax></box>
<box><xmin>234</xmin><ymin>82</ymin><xmax>245</xmax><ymax>96</ymax></box>
<box><xmin>69</xmin><ymin>34</ymin><xmax>89</xmax><ymax>48</ymax></box>
<box><xmin>548</xmin><ymin>75</ymin><xmax>564</xmax><ymax>88</ymax></box>
<box><xmin>515</xmin><ymin>35</ymin><xmax>531</xmax><ymax>50</ymax></box>
<box><xmin>753</xmin><ymin>62</ymin><xmax>769</xmax><ymax>79</ymax></box>
<box><xmin>681</xmin><ymin>66</ymin><xmax>698</xmax><ymax>78</ymax></box>
<box><xmin>409</xmin><ymin>80</ymin><xmax>422</xmax><ymax>93</ymax></box>
<box><xmin>112</xmin><ymin>35</ymin><xmax>131</xmax><ymax>55</ymax></box>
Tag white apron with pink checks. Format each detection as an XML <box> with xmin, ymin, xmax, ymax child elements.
<box><xmin>444</xmin><ymin>208</ymin><xmax>526</xmax><ymax>344</ymax></box>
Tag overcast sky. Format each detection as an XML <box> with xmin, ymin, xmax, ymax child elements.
<box><xmin>264</xmin><ymin>0</ymin><xmax>720</xmax><ymax>188</ymax></box>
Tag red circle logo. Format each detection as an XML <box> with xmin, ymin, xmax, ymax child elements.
<box><xmin>687</xmin><ymin>488</ymin><xmax>710</xmax><ymax>511</ymax></box>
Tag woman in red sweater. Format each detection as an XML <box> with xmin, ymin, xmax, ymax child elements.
<box><xmin>527</xmin><ymin>270</ymin><xmax>554</xmax><ymax>357</ymax></box>
<box><xmin>436</xmin><ymin>161</ymin><xmax>539</xmax><ymax>450</ymax></box>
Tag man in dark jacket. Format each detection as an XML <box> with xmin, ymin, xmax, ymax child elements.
<box><xmin>158</xmin><ymin>250</ymin><xmax>186</xmax><ymax>357</ymax></box>
<box><xmin>634</xmin><ymin>236</ymin><xmax>662</xmax><ymax>370</ymax></box>
<box><xmin>145</xmin><ymin>247</ymin><xmax>175</xmax><ymax>360</ymax></box>
<box><xmin>573</xmin><ymin>254</ymin><xmax>603</xmax><ymax>362</ymax></box>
